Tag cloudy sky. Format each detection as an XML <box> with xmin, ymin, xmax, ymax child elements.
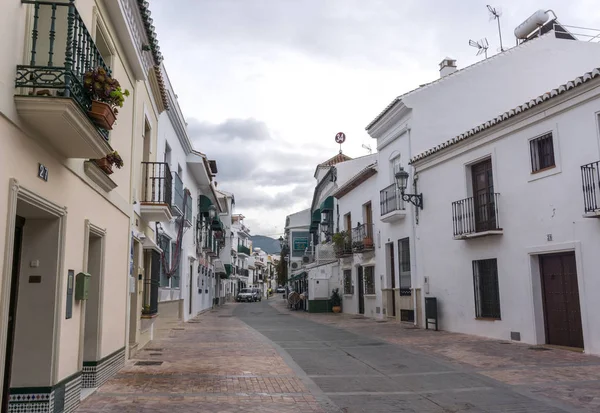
<box><xmin>151</xmin><ymin>0</ymin><xmax>600</xmax><ymax>237</ymax></box>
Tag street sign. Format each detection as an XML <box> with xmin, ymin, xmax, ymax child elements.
<box><xmin>335</xmin><ymin>132</ymin><xmax>346</xmax><ymax>144</ymax></box>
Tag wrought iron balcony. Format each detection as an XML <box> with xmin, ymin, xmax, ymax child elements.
<box><xmin>452</xmin><ymin>193</ymin><xmax>502</xmax><ymax>239</ymax></box>
<box><xmin>202</xmin><ymin>229</ymin><xmax>214</xmax><ymax>253</ymax></box>
<box><xmin>351</xmin><ymin>223</ymin><xmax>375</xmax><ymax>252</ymax></box>
<box><xmin>581</xmin><ymin>161</ymin><xmax>600</xmax><ymax>216</ymax></box>
<box><xmin>140</xmin><ymin>162</ymin><xmax>173</xmax><ymax>222</ymax></box>
<box><xmin>184</xmin><ymin>190</ymin><xmax>193</xmax><ymax>226</ymax></box>
<box><xmin>15</xmin><ymin>1</ymin><xmax>113</xmax><ymax>158</ymax></box>
<box><xmin>316</xmin><ymin>243</ymin><xmax>336</xmax><ymax>261</ymax></box>
<box><xmin>380</xmin><ymin>184</ymin><xmax>406</xmax><ymax>222</ymax></box>
<box><xmin>171</xmin><ymin>172</ymin><xmax>184</xmax><ymax>216</ymax></box>
<box><xmin>238</xmin><ymin>244</ymin><xmax>250</xmax><ymax>255</ymax></box>
<box><xmin>333</xmin><ymin>232</ymin><xmax>352</xmax><ymax>257</ymax></box>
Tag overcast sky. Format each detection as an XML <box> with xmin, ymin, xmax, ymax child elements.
<box><xmin>151</xmin><ymin>0</ymin><xmax>600</xmax><ymax>237</ymax></box>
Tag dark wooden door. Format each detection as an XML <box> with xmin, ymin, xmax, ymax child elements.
<box><xmin>389</xmin><ymin>243</ymin><xmax>396</xmax><ymax>317</ymax></box>
<box><xmin>189</xmin><ymin>263</ymin><xmax>193</xmax><ymax>314</ymax></box>
<box><xmin>2</xmin><ymin>217</ymin><xmax>25</xmax><ymax>413</ymax></box>
<box><xmin>357</xmin><ymin>266</ymin><xmax>365</xmax><ymax>315</ymax></box>
<box><xmin>540</xmin><ymin>252</ymin><xmax>584</xmax><ymax>349</ymax></box>
<box><xmin>471</xmin><ymin>159</ymin><xmax>496</xmax><ymax>232</ymax></box>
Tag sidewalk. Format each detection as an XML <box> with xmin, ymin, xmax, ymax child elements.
<box><xmin>77</xmin><ymin>304</ymin><xmax>326</xmax><ymax>413</ymax></box>
<box><xmin>269</xmin><ymin>299</ymin><xmax>600</xmax><ymax>412</ymax></box>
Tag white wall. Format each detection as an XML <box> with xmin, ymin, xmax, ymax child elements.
<box><xmin>413</xmin><ymin>85</ymin><xmax>600</xmax><ymax>354</ymax></box>
<box><xmin>336</xmin><ymin>173</ymin><xmax>383</xmax><ymax>318</ymax></box>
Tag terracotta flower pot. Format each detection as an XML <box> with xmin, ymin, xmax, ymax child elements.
<box><xmin>332</xmin><ymin>306</ymin><xmax>341</xmax><ymax>313</ymax></box>
<box><xmin>88</xmin><ymin>100</ymin><xmax>116</xmax><ymax>130</ymax></box>
<box><xmin>94</xmin><ymin>157</ymin><xmax>113</xmax><ymax>175</ymax></box>
<box><xmin>363</xmin><ymin>237</ymin><xmax>374</xmax><ymax>248</ymax></box>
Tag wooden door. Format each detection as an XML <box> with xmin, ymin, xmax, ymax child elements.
<box><xmin>357</xmin><ymin>266</ymin><xmax>365</xmax><ymax>315</ymax></box>
<box><xmin>189</xmin><ymin>263</ymin><xmax>193</xmax><ymax>314</ymax></box>
<box><xmin>2</xmin><ymin>217</ymin><xmax>25</xmax><ymax>413</ymax></box>
<box><xmin>345</xmin><ymin>213</ymin><xmax>351</xmax><ymax>232</ymax></box>
<box><xmin>364</xmin><ymin>203</ymin><xmax>373</xmax><ymax>238</ymax></box>
<box><xmin>471</xmin><ymin>159</ymin><xmax>496</xmax><ymax>232</ymax></box>
<box><xmin>540</xmin><ymin>253</ymin><xmax>584</xmax><ymax>349</ymax></box>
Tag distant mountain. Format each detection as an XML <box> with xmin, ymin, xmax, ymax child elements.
<box><xmin>250</xmin><ymin>235</ymin><xmax>280</xmax><ymax>254</ymax></box>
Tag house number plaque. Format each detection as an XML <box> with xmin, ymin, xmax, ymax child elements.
<box><xmin>38</xmin><ymin>163</ymin><xmax>49</xmax><ymax>181</ymax></box>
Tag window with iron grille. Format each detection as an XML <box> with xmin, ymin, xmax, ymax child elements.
<box><xmin>473</xmin><ymin>259</ymin><xmax>501</xmax><ymax>319</ymax></box>
<box><xmin>364</xmin><ymin>266</ymin><xmax>375</xmax><ymax>295</ymax></box>
<box><xmin>343</xmin><ymin>269</ymin><xmax>353</xmax><ymax>295</ymax></box>
<box><xmin>398</xmin><ymin>238</ymin><xmax>411</xmax><ymax>294</ymax></box>
<box><xmin>171</xmin><ymin>243</ymin><xmax>180</xmax><ymax>289</ymax></box>
<box><xmin>530</xmin><ymin>132</ymin><xmax>555</xmax><ymax>172</ymax></box>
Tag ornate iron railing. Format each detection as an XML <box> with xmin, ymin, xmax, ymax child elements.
<box><xmin>452</xmin><ymin>193</ymin><xmax>501</xmax><ymax>237</ymax></box>
<box><xmin>380</xmin><ymin>184</ymin><xmax>405</xmax><ymax>216</ymax></box>
<box><xmin>172</xmin><ymin>172</ymin><xmax>184</xmax><ymax>214</ymax></box>
<box><xmin>141</xmin><ymin>162</ymin><xmax>173</xmax><ymax>206</ymax></box>
<box><xmin>334</xmin><ymin>232</ymin><xmax>352</xmax><ymax>257</ymax></box>
<box><xmin>351</xmin><ymin>223</ymin><xmax>374</xmax><ymax>252</ymax></box>
<box><xmin>581</xmin><ymin>161</ymin><xmax>600</xmax><ymax>213</ymax></box>
<box><xmin>16</xmin><ymin>1</ymin><xmax>111</xmax><ymax>140</ymax></box>
<box><xmin>238</xmin><ymin>244</ymin><xmax>250</xmax><ymax>255</ymax></box>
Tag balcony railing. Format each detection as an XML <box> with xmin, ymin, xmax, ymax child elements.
<box><xmin>380</xmin><ymin>184</ymin><xmax>405</xmax><ymax>216</ymax></box>
<box><xmin>238</xmin><ymin>244</ymin><xmax>250</xmax><ymax>255</ymax></box>
<box><xmin>316</xmin><ymin>243</ymin><xmax>336</xmax><ymax>261</ymax></box>
<box><xmin>16</xmin><ymin>1</ymin><xmax>110</xmax><ymax>140</ymax></box>
<box><xmin>184</xmin><ymin>188</ymin><xmax>193</xmax><ymax>225</ymax></box>
<box><xmin>202</xmin><ymin>229</ymin><xmax>213</xmax><ymax>252</ymax></box>
<box><xmin>351</xmin><ymin>223</ymin><xmax>374</xmax><ymax>252</ymax></box>
<box><xmin>581</xmin><ymin>161</ymin><xmax>600</xmax><ymax>214</ymax></box>
<box><xmin>171</xmin><ymin>172</ymin><xmax>184</xmax><ymax>216</ymax></box>
<box><xmin>333</xmin><ymin>232</ymin><xmax>352</xmax><ymax>257</ymax></box>
<box><xmin>142</xmin><ymin>162</ymin><xmax>172</xmax><ymax>206</ymax></box>
<box><xmin>452</xmin><ymin>193</ymin><xmax>501</xmax><ymax>238</ymax></box>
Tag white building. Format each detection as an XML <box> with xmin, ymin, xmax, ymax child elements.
<box><xmin>215</xmin><ymin>190</ymin><xmax>235</xmax><ymax>303</ymax></box>
<box><xmin>231</xmin><ymin>214</ymin><xmax>252</xmax><ymax>294</ymax></box>
<box><xmin>410</xmin><ymin>67</ymin><xmax>600</xmax><ymax>354</ymax></box>
<box><xmin>332</xmin><ymin>155</ymin><xmax>381</xmax><ymax>318</ymax></box>
<box><xmin>155</xmin><ymin>68</ymin><xmax>223</xmax><ymax>322</ymax></box>
<box><xmin>366</xmin><ymin>24</ymin><xmax>600</xmax><ymax>325</ymax></box>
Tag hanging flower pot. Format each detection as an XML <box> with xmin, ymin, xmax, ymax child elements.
<box><xmin>88</xmin><ymin>101</ymin><xmax>117</xmax><ymax>130</ymax></box>
<box><xmin>83</xmin><ymin>67</ymin><xmax>130</xmax><ymax>131</ymax></box>
<box><xmin>94</xmin><ymin>157</ymin><xmax>113</xmax><ymax>174</ymax></box>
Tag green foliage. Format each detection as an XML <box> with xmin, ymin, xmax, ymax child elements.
<box><xmin>276</xmin><ymin>247</ymin><xmax>288</xmax><ymax>286</ymax></box>
<box><xmin>83</xmin><ymin>67</ymin><xmax>130</xmax><ymax>111</ymax></box>
<box><xmin>105</xmin><ymin>151</ymin><xmax>124</xmax><ymax>168</ymax></box>
<box><xmin>330</xmin><ymin>288</ymin><xmax>341</xmax><ymax>307</ymax></box>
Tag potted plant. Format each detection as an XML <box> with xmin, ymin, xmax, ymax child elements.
<box><xmin>83</xmin><ymin>67</ymin><xmax>130</xmax><ymax>130</ymax></box>
<box><xmin>94</xmin><ymin>151</ymin><xmax>124</xmax><ymax>175</ymax></box>
<box><xmin>332</xmin><ymin>231</ymin><xmax>349</xmax><ymax>256</ymax></box>
<box><xmin>363</xmin><ymin>236</ymin><xmax>374</xmax><ymax>249</ymax></box>
<box><xmin>330</xmin><ymin>288</ymin><xmax>342</xmax><ymax>313</ymax></box>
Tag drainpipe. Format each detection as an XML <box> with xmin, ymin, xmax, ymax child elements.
<box><xmin>407</xmin><ymin>126</ymin><xmax>418</xmax><ymax>327</ymax></box>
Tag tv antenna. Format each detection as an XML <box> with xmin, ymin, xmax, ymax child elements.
<box><xmin>469</xmin><ymin>38</ymin><xmax>489</xmax><ymax>58</ymax></box>
<box><xmin>487</xmin><ymin>5</ymin><xmax>505</xmax><ymax>52</ymax></box>
<box><xmin>361</xmin><ymin>143</ymin><xmax>372</xmax><ymax>154</ymax></box>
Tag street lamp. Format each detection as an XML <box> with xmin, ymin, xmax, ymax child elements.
<box><xmin>395</xmin><ymin>167</ymin><xmax>423</xmax><ymax>209</ymax></box>
<box><xmin>207</xmin><ymin>204</ymin><xmax>217</xmax><ymax>220</ymax></box>
<box><xmin>278</xmin><ymin>236</ymin><xmax>286</xmax><ymax>250</ymax></box>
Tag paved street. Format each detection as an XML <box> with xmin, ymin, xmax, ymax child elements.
<box><xmin>78</xmin><ymin>300</ymin><xmax>600</xmax><ymax>412</ymax></box>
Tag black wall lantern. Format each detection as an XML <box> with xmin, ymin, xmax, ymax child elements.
<box><xmin>395</xmin><ymin>167</ymin><xmax>423</xmax><ymax>209</ymax></box>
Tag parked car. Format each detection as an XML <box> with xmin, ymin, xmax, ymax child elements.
<box><xmin>236</xmin><ymin>288</ymin><xmax>254</xmax><ymax>302</ymax></box>
<box><xmin>252</xmin><ymin>288</ymin><xmax>262</xmax><ymax>302</ymax></box>
<box><xmin>276</xmin><ymin>287</ymin><xmax>285</xmax><ymax>293</ymax></box>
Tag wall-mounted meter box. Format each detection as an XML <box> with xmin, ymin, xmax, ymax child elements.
<box><xmin>75</xmin><ymin>272</ymin><xmax>91</xmax><ymax>301</ymax></box>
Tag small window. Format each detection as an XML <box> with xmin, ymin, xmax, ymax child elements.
<box><xmin>390</xmin><ymin>155</ymin><xmax>401</xmax><ymax>183</ymax></box>
<box><xmin>473</xmin><ymin>259</ymin><xmax>501</xmax><ymax>319</ymax></box>
<box><xmin>398</xmin><ymin>238</ymin><xmax>411</xmax><ymax>294</ymax></box>
<box><xmin>530</xmin><ymin>132</ymin><xmax>555</xmax><ymax>173</ymax></box>
<box><xmin>159</xmin><ymin>235</ymin><xmax>171</xmax><ymax>287</ymax></box>
<box><xmin>364</xmin><ymin>266</ymin><xmax>375</xmax><ymax>295</ymax></box>
<box><xmin>343</xmin><ymin>269</ymin><xmax>353</xmax><ymax>295</ymax></box>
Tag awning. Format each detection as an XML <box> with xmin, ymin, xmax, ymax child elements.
<box><xmin>289</xmin><ymin>271</ymin><xmax>307</xmax><ymax>282</ymax></box>
<box><xmin>320</xmin><ymin>196</ymin><xmax>334</xmax><ymax>212</ymax></box>
<box><xmin>311</xmin><ymin>209</ymin><xmax>321</xmax><ymax>223</ymax></box>
<box><xmin>213</xmin><ymin>259</ymin><xmax>226</xmax><ymax>275</ymax></box>
<box><xmin>211</xmin><ymin>216</ymin><xmax>223</xmax><ymax>231</ymax></box>
<box><xmin>198</xmin><ymin>194</ymin><xmax>213</xmax><ymax>213</ymax></box>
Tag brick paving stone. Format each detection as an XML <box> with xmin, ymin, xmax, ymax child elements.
<box><xmin>76</xmin><ymin>304</ymin><xmax>330</xmax><ymax>413</ymax></box>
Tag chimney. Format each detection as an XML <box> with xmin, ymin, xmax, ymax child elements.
<box><xmin>439</xmin><ymin>57</ymin><xmax>457</xmax><ymax>78</ymax></box>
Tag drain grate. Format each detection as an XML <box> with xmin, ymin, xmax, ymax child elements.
<box><xmin>361</xmin><ymin>342</ymin><xmax>385</xmax><ymax>346</ymax></box>
<box><xmin>135</xmin><ymin>361</ymin><xmax>163</xmax><ymax>366</ymax></box>
<box><xmin>218</xmin><ymin>315</ymin><xmax>233</xmax><ymax>318</ymax></box>
<box><xmin>352</xmin><ymin>316</ymin><xmax>365</xmax><ymax>320</ymax></box>
<box><xmin>144</xmin><ymin>348</ymin><xmax>163</xmax><ymax>352</ymax></box>
<box><xmin>277</xmin><ymin>313</ymin><xmax>290</xmax><ymax>316</ymax></box>
<box><xmin>149</xmin><ymin>353</ymin><xmax>163</xmax><ymax>356</ymax></box>
<box><xmin>172</xmin><ymin>328</ymin><xmax>185</xmax><ymax>330</ymax></box>
<box><xmin>528</xmin><ymin>346</ymin><xmax>551</xmax><ymax>351</ymax></box>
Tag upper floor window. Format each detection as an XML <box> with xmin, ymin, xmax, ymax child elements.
<box><xmin>390</xmin><ymin>155</ymin><xmax>401</xmax><ymax>183</ymax></box>
<box><xmin>473</xmin><ymin>258</ymin><xmax>501</xmax><ymax>319</ymax></box>
<box><xmin>530</xmin><ymin>132</ymin><xmax>555</xmax><ymax>173</ymax></box>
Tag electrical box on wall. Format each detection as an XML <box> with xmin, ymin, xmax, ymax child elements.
<box><xmin>75</xmin><ymin>272</ymin><xmax>91</xmax><ymax>300</ymax></box>
<box><xmin>310</xmin><ymin>278</ymin><xmax>329</xmax><ymax>299</ymax></box>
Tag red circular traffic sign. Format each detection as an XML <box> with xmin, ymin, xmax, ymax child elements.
<box><xmin>335</xmin><ymin>132</ymin><xmax>346</xmax><ymax>144</ymax></box>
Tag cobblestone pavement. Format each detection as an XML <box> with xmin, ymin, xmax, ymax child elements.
<box><xmin>78</xmin><ymin>300</ymin><xmax>600</xmax><ymax>412</ymax></box>
<box><xmin>77</xmin><ymin>304</ymin><xmax>336</xmax><ymax>413</ymax></box>
<box><xmin>264</xmin><ymin>298</ymin><xmax>600</xmax><ymax>412</ymax></box>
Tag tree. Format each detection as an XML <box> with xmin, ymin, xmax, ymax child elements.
<box><xmin>276</xmin><ymin>247</ymin><xmax>288</xmax><ymax>286</ymax></box>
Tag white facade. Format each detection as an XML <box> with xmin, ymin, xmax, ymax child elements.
<box><xmin>155</xmin><ymin>69</ymin><xmax>223</xmax><ymax>321</ymax></box>
<box><xmin>231</xmin><ymin>214</ymin><xmax>252</xmax><ymax>294</ymax></box>
<box><xmin>412</xmin><ymin>70</ymin><xmax>600</xmax><ymax>354</ymax></box>
<box><xmin>367</xmin><ymin>29</ymin><xmax>600</xmax><ymax>326</ymax></box>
